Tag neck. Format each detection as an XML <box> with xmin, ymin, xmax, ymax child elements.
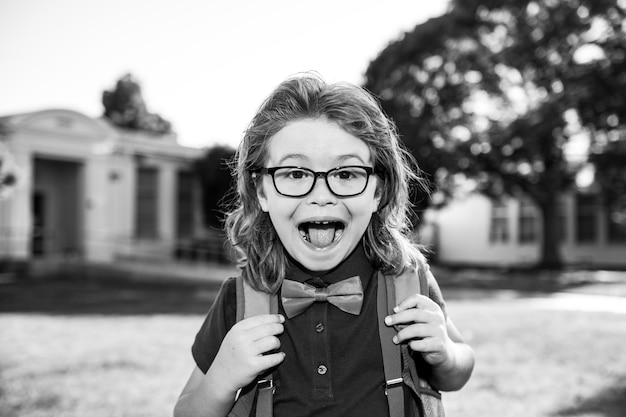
<box><xmin>285</xmin><ymin>241</ymin><xmax>374</xmax><ymax>285</ymax></box>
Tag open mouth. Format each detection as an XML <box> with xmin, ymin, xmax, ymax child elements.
<box><xmin>298</xmin><ymin>221</ymin><xmax>345</xmax><ymax>248</ymax></box>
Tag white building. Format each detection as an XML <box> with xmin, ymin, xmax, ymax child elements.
<box><xmin>3</xmin><ymin>108</ymin><xmax>623</xmax><ymax>271</ymax></box>
<box><xmin>427</xmin><ymin>192</ymin><xmax>626</xmax><ymax>268</ymax></box>
<box><xmin>0</xmin><ymin>109</ymin><xmax>205</xmax><ymax>264</ymax></box>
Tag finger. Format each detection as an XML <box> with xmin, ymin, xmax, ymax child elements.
<box><xmin>394</xmin><ymin>323</ymin><xmax>433</xmax><ymax>344</ymax></box>
<box><xmin>408</xmin><ymin>337</ymin><xmax>445</xmax><ymax>353</ymax></box>
<box><xmin>254</xmin><ymin>335</ymin><xmax>282</xmax><ymax>355</ymax></box>
<box><xmin>238</xmin><ymin>314</ymin><xmax>285</xmax><ymax>330</ymax></box>
<box><xmin>245</xmin><ymin>322</ymin><xmax>285</xmax><ymax>343</ymax></box>
<box><xmin>385</xmin><ymin>308</ymin><xmax>436</xmax><ymax>327</ymax></box>
<box><xmin>394</xmin><ymin>293</ymin><xmax>437</xmax><ymax>313</ymax></box>
<box><xmin>254</xmin><ymin>351</ymin><xmax>286</xmax><ymax>371</ymax></box>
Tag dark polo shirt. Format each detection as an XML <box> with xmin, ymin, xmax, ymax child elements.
<box><xmin>192</xmin><ymin>245</ymin><xmax>446</xmax><ymax>416</ymax></box>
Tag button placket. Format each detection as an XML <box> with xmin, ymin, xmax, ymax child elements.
<box><xmin>310</xmin><ymin>303</ymin><xmax>333</xmax><ymax>400</ymax></box>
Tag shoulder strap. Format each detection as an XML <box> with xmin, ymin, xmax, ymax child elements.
<box><xmin>393</xmin><ymin>264</ymin><xmax>429</xmax><ymax>301</ymax></box>
<box><xmin>230</xmin><ymin>276</ymin><xmax>277</xmax><ymax>417</ymax></box>
<box><xmin>235</xmin><ymin>275</ymin><xmax>277</xmax><ymax>320</ymax></box>
<box><xmin>377</xmin><ymin>271</ymin><xmax>404</xmax><ymax>417</ymax></box>
<box><xmin>378</xmin><ymin>264</ymin><xmax>430</xmax><ymax>417</ymax></box>
<box><xmin>234</xmin><ymin>265</ymin><xmax>431</xmax><ymax>417</ymax></box>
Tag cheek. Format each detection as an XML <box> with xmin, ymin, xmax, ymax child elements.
<box><xmin>264</xmin><ymin>197</ymin><xmax>299</xmax><ymax>228</ymax></box>
<box><xmin>349</xmin><ymin>196</ymin><xmax>380</xmax><ymax>225</ymax></box>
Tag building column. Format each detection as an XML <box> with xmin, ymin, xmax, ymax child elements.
<box><xmin>159</xmin><ymin>162</ymin><xmax>177</xmax><ymax>252</ymax></box>
<box><xmin>5</xmin><ymin>150</ymin><xmax>33</xmax><ymax>259</ymax></box>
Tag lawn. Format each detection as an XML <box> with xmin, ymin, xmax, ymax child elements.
<box><xmin>1</xmin><ymin>274</ymin><xmax>625</xmax><ymax>417</ymax></box>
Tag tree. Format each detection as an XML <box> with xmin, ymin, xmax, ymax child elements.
<box><xmin>195</xmin><ymin>145</ymin><xmax>237</xmax><ymax>229</ymax></box>
<box><xmin>589</xmin><ymin>139</ymin><xmax>626</xmax><ymax>241</ymax></box>
<box><xmin>102</xmin><ymin>74</ymin><xmax>172</xmax><ymax>134</ymax></box>
<box><xmin>364</xmin><ymin>0</ymin><xmax>626</xmax><ymax>268</ymax></box>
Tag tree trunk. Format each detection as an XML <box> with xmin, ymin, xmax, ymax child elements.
<box><xmin>537</xmin><ymin>198</ymin><xmax>563</xmax><ymax>269</ymax></box>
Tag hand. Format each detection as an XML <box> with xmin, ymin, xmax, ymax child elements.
<box><xmin>384</xmin><ymin>294</ymin><xmax>454</xmax><ymax>368</ymax></box>
<box><xmin>211</xmin><ymin>314</ymin><xmax>286</xmax><ymax>395</ymax></box>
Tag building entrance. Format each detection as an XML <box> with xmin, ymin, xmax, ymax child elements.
<box><xmin>31</xmin><ymin>158</ymin><xmax>83</xmax><ymax>257</ymax></box>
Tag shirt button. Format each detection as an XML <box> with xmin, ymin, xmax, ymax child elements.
<box><xmin>315</xmin><ymin>323</ymin><xmax>325</xmax><ymax>333</ymax></box>
<box><xmin>317</xmin><ymin>365</ymin><xmax>328</xmax><ymax>375</ymax></box>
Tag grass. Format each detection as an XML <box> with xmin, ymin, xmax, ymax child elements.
<box><xmin>443</xmin><ymin>299</ymin><xmax>626</xmax><ymax>417</ymax></box>
<box><xmin>1</xmin><ymin>272</ymin><xmax>625</xmax><ymax>417</ymax></box>
<box><xmin>1</xmin><ymin>314</ymin><xmax>200</xmax><ymax>417</ymax></box>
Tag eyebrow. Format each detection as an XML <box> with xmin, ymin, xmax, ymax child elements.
<box><xmin>277</xmin><ymin>153</ymin><xmax>370</xmax><ymax>165</ymax></box>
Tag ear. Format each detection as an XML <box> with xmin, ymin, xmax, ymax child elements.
<box><xmin>255</xmin><ymin>174</ymin><xmax>270</xmax><ymax>213</ymax></box>
<box><xmin>372</xmin><ymin>178</ymin><xmax>382</xmax><ymax>213</ymax></box>
<box><xmin>372</xmin><ymin>193</ymin><xmax>381</xmax><ymax>214</ymax></box>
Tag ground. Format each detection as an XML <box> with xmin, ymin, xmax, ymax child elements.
<box><xmin>1</xmin><ymin>263</ymin><xmax>625</xmax><ymax>417</ymax></box>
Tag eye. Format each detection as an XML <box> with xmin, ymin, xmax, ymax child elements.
<box><xmin>290</xmin><ymin>170</ymin><xmax>306</xmax><ymax>179</ymax></box>
<box><xmin>332</xmin><ymin>167</ymin><xmax>365</xmax><ymax>181</ymax></box>
<box><xmin>336</xmin><ymin>170</ymin><xmax>355</xmax><ymax>180</ymax></box>
<box><xmin>276</xmin><ymin>167</ymin><xmax>312</xmax><ymax>181</ymax></box>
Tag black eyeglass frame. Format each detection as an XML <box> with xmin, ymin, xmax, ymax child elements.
<box><xmin>254</xmin><ymin>165</ymin><xmax>377</xmax><ymax>198</ymax></box>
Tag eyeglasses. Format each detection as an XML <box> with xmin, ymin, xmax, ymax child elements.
<box><xmin>254</xmin><ymin>166</ymin><xmax>377</xmax><ymax>197</ymax></box>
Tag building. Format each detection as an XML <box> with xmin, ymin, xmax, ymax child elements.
<box><xmin>427</xmin><ymin>192</ymin><xmax>626</xmax><ymax>268</ymax></box>
<box><xmin>4</xmin><ymin>108</ymin><xmax>623</xmax><ymax>271</ymax></box>
<box><xmin>0</xmin><ymin>109</ymin><xmax>206</xmax><ymax>265</ymax></box>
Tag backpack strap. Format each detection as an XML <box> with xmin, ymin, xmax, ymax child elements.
<box><xmin>235</xmin><ymin>275</ymin><xmax>276</xmax><ymax>320</ymax></box>
<box><xmin>378</xmin><ymin>264</ymin><xmax>431</xmax><ymax>417</ymax></box>
<box><xmin>377</xmin><ymin>271</ymin><xmax>405</xmax><ymax>417</ymax></box>
<box><xmin>233</xmin><ymin>265</ymin><xmax>433</xmax><ymax>417</ymax></box>
<box><xmin>230</xmin><ymin>276</ymin><xmax>277</xmax><ymax>417</ymax></box>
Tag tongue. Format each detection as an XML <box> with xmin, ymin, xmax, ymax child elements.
<box><xmin>308</xmin><ymin>224</ymin><xmax>336</xmax><ymax>248</ymax></box>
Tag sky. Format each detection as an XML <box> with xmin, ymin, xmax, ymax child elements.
<box><xmin>0</xmin><ymin>0</ymin><xmax>449</xmax><ymax>149</ymax></box>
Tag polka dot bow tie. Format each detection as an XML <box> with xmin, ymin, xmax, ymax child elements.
<box><xmin>280</xmin><ymin>276</ymin><xmax>364</xmax><ymax>319</ymax></box>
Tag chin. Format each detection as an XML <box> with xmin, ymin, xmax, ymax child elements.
<box><xmin>290</xmin><ymin>241</ymin><xmax>355</xmax><ymax>273</ymax></box>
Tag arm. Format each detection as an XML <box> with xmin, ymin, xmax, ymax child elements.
<box><xmin>174</xmin><ymin>314</ymin><xmax>286</xmax><ymax>417</ymax></box>
<box><xmin>384</xmin><ymin>295</ymin><xmax>474</xmax><ymax>392</ymax></box>
<box><xmin>174</xmin><ymin>365</ymin><xmax>233</xmax><ymax>417</ymax></box>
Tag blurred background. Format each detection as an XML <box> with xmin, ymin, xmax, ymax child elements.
<box><xmin>1</xmin><ymin>1</ymin><xmax>625</xmax><ymax>416</ymax></box>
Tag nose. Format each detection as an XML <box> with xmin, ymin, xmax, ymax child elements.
<box><xmin>307</xmin><ymin>173</ymin><xmax>337</xmax><ymax>205</ymax></box>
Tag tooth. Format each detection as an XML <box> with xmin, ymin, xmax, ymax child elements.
<box><xmin>299</xmin><ymin>227</ymin><xmax>309</xmax><ymax>242</ymax></box>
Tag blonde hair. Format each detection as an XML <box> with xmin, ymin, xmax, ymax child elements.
<box><xmin>225</xmin><ymin>73</ymin><xmax>428</xmax><ymax>293</ymax></box>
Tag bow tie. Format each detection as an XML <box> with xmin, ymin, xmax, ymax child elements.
<box><xmin>281</xmin><ymin>276</ymin><xmax>364</xmax><ymax>319</ymax></box>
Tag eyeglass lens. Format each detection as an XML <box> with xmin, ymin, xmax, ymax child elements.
<box><xmin>272</xmin><ymin>166</ymin><xmax>371</xmax><ymax>197</ymax></box>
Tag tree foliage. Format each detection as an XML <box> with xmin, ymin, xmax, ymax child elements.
<box><xmin>195</xmin><ymin>145</ymin><xmax>237</xmax><ymax>229</ymax></box>
<box><xmin>102</xmin><ymin>74</ymin><xmax>172</xmax><ymax>134</ymax></box>
<box><xmin>364</xmin><ymin>0</ymin><xmax>626</xmax><ymax>268</ymax></box>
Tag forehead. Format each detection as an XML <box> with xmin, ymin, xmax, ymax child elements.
<box><xmin>265</xmin><ymin>119</ymin><xmax>373</xmax><ymax>166</ymax></box>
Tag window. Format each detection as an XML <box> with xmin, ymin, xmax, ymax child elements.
<box><xmin>135</xmin><ymin>167</ymin><xmax>159</xmax><ymax>239</ymax></box>
<box><xmin>489</xmin><ymin>200</ymin><xmax>509</xmax><ymax>243</ymax></box>
<box><xmin>518</xmin><ymin>198</ymin><xmax>538</xmax><ymax>243</ymax></box>
<box><xmin>557</xmin><ymin>197</ymin><xmax>567</xmax><ymax>242</ymax></box>
<box><xmin>176</xmin><ymin>171</ymin><xmax>195</xmax><ymax>238</ymax></box>
<box><xmin>576</xmin><ymin>194</ymin><xmax>597</xmax><ymax>243</ymax></box>
<box><xmin>607</xmin><ymin>196</ymin><xmax>626</xmax><ymax>244</ymax></box>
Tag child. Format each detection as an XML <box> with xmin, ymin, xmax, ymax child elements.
<box><xmin>174</xmin><ymin>74</ymin><xmax>474</xmax><ymax>417</ymax></box>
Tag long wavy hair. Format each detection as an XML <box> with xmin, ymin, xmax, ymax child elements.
<box><xmin>224</xmin><ymin>73</ymin><xmax>428</xmax><ymax>293</ymax></box>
